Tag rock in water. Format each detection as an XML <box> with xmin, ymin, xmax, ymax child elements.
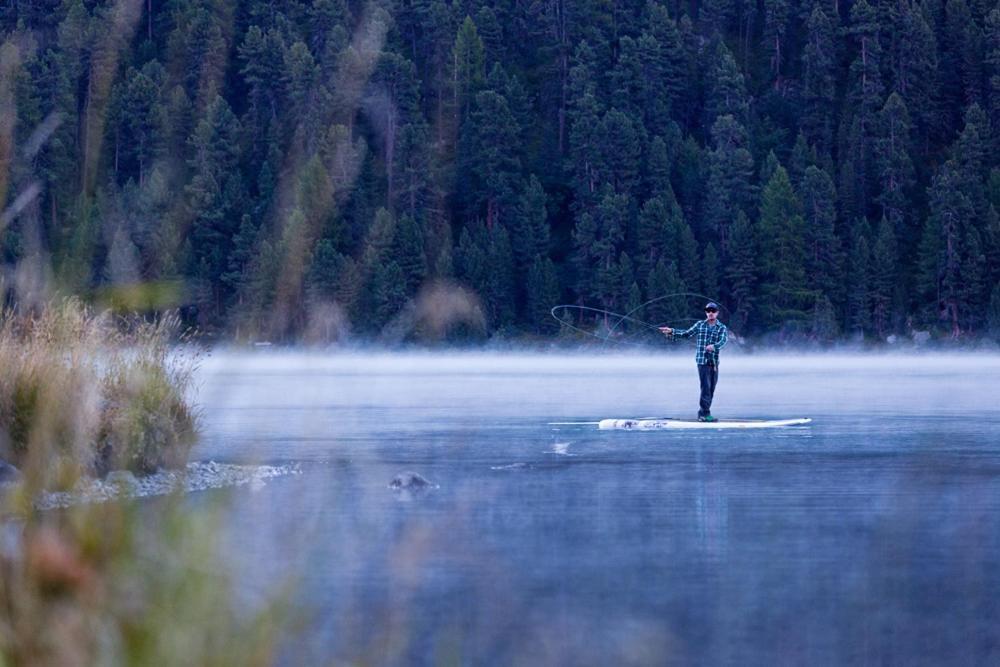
<box><xmin>104</xmin><ymin>470</ymin><xmax>139</xmax><ymax>489</ymax></box>
<box><xmin>389</xmin><ymin>471</ymin><xmax>433</xmax><ymax>490</ymax></box>
<box><xmin>0</xmin><ymin>460</ymin><xmax>22</xmax><ymax>484</ymax></box>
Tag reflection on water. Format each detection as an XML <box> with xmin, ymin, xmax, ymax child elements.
<box><xmin>192</xmin><ymin>352</ymin><xmax>1000</xmax><ymax>665</ymax></box>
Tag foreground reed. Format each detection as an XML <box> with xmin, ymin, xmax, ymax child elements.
<box><xmin>0</xmin><ymin>300</ymin><xmax>196</xmax><ymax>493</ymax></box>
<box><xmin>0</xmin><ymin>301</ymin><xmax>287</xmax><ymax>666</ymax></box>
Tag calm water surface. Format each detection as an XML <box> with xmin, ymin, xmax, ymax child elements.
<box><xmin>193</xmin><ymin>352</ymin><xmax>1000</xmax><ymax>666</ymax></box>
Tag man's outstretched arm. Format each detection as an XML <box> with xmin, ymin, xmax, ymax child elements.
<box><xmin>659</xmin><ymin>323</ymin><xmax>699</xmax><ymax>340</ymax></box>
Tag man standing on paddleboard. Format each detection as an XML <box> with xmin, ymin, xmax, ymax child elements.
<box><xmin>659</xmin><ymin>302</ymin><xmax>728</xmax><ymax>422</ymax></box>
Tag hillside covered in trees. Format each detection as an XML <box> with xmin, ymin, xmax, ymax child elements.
<box><xmin>2</xmin><ymin>0</ymin><xmax>1000</xmax><ymax>342</ymax></box>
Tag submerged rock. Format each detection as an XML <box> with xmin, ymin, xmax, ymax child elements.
<box><xmin>0</xmin><ymin>460</ymin><xmax>22</xmax><ymax>485</ymax></box>
<box><xmin>389</xmin><ymin>471</ymin><xmax>433</xmax><ymax>490</ymax></box>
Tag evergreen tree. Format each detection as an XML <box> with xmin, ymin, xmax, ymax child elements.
<box><xmin>874</xmin><ymin>92</ymin><xmax>917</xmax><ymax>259</ymax></box>
<box><xmin>919</xmin><ymin>161</ymin><xmax>978</xmax><ymax>334</ymax></box>
<box><xmin>801</xmin><ymin>6</ymin><xmax>837</xmax><ymax>153</ymax></box>
<box><xmin>892</xmin><ymin>1</ymin><xmax>940</xmax><ymax>152</ymax></box>
<box><xmin>566</xmin><ymin>41</ymin><xmax>604</xmax><ymax>212</ymax></box>
<box><xmin>452</xmin><ymin>16</ymin><xmax>485</xmax><ymax>124</ymax></box>
<box><xmin>704</xmin><ymin>115</ymin><xmax>756</xmax><ymax>253</ymax></box>
<box><xmin>704</xmin><ymin>41</ymin><xmax>749</xmax><ymax>127</ymax></box>
<box><xmin>485</xmin><ymin>224</ymin><xmax>517</xmax><ymax>328</ymax></box>
<box><xmin>840</xmin><ymin>0</ymin><xmax>884</xmax><ymax>223</ymax></box>
<box><xmin>942</xmin><ymin>0</ymin><xmax>984</xmax><ymax>126</ymax></box>
<box><xmin>870</xmin><ymin>217</ymin><xmax>899</xmax><ymax>337</ymax></box>
<box><xmin>756</xmin><ymin>165</ymin><xmax>811</xmax><ymax>331</ymax></box>
<box><xmin>846</xmin><ymin>221</ymin><xmax>873</xmax><ymax>337</ymax></box>
<box><xmin>702</xmin><ymin>242</ymin><xmax>720</xmax><ymax>301</ymax></box>
<box><xmin>646</xmin><ymin>259</ymin><xmax>687</xmax><ymax>326</ymax></box>
<box><xmin>725</xmin><ymin>211</ymin><xmax>757</xmax><ymax>332</ymax></box>
<box><xmin>798</xmin><ymin>166</ymin><xmax>843</xmax><ymax>306</ymax></box>
<box><xmin>526</xmin><ymin>257</ymin><xmax>561</xmax><ymax>333</ymax></box>
<box><xmin>645</xmin><ymin>134</ymin><xmax>673</xmax><ymax>198</ymax></box>
<box><xmin>511</xmin><ymin>175</ymin><xmax>550</xmax><ymax>275</ymax></box>
<box><xmin>112</xmin><ymin>63</ymin><xmax>165</xmax><ymax>185</ymax></box>
<box><xmin>184</xmin><ymin>95</ymin><xmax>244</xmax><ymax>320</ymax></box>
<box><xmin>459</xmin><ymin>89</ymin><xmax>522</xmax><ymax>227</ymax></box>
<box><xmin>372</xmin><ymin>260</ymin><xmax>407</xmax><ymax>328</ymax></box>
<box><xmin>762</xmin><ymin>0</ymin><xmax>790</xmax><ymax>85</ymax></box>
<box><xmin>393</xmin><ymin>214</ymin><xmax>427</xmax><ymax>296</ymax></box>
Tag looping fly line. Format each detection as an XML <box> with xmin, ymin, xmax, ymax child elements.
<box><xmin>550</xmin><ymin>293</ymin><xmax>730</xmax><ymax>347</ymax></box>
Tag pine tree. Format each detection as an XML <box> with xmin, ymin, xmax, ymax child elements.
<box><xmin>645</xmin><ymin>134</ymin><xmax>673</xmax><ymax>199</ymax></box>
<box><xmin>526</xmin><ymin>257</ymin><xmax>561</xmax><ymax>333</ymax></box>
<box><xmin>369</xmin><ymin>53</ymin><xmax>421</xmax><ymax>207</ymax></box>
<box><xmin>588</xmin><ymin>188</ymin><xmax>630</xmax><ymax>312</ymax></box>
<box><xmin>702</xmin><ymin>242</ymin><xmax>720</xmax><ymax>301</ymax></box>
<box><xmin>704</xmin><ymin>41</ymin><xmax>749</xmax><ymax>127</ymax></box>
<box><xmin>394</xmin><ymin>214</ymin><xmax>427</xmax><ymax>296</ymax></box>
<box><xmin>725</xmin><ymin>211</ymin><xmax>757</xmax><ymax>332</ymax></box>
<box><xmin>942</xmin><ymin>0</ymin><xmax>984</xmax><ymax>127</ymax></box>
<box><xmin>919</xmin><ymin>161</ymin><xmax>977</xmax><ymax>334</ymax></box>
<box><xmin>452</xmin><ymin>16</ymin><xmax>485</xmax><ymax>124</ymax></box>
<box><xmin>892</xmin><ymin>1</ymin><xmax>940</xmax><ymax>153</ymax></box>
<box><xmin>184</xmin><ymin>95</ymin><xmax>244</xmax><ymax>320</ymax></box>
<box><xmin>870</xmin><ymin>217</ymin><xmax>899</xmax><ymax>337</ymax></box>
<box><xmin>846</xmin><ymin>221</ymin><xmax>873</xmax><ymax>337</ymax></box>
<box><xmin>485</xmin><ymin>224</ymin><xmax>516</xmax><ymax>328</ymax></box>
<box><xmin>566</xmin><ymin>41</ymin><xmax>604</xmax><ymax>212</ymax></box>
<box><xmin>801</xmin><ymin>6</ymin><xmax>837</xmax><ymax>153</ymax></box>
<box><xmin>460</xmin><ymin>89</ymin><xmax>522</xmax><ymax>228</ymax></box>
<box><xmin>704</xmin><ymin>115</ymin><xmax>756</xmax><ymax>253</ymax></box>
<box><xmin>756</xmin><ymin>165</ymin><xmax>811</xmax><ymax>332</ymax></box>
<box><xmin>762</xmin><ymin>0</ymin><xmax>790</xmax><ymax>86</ymax></box>
<box><xmin>840</xmin><ymin>0</ymin><xmax>884</xmax><ymax>223</ymax></box>
<box><xmin>798</xmin><ymin>166</ymin><xmax>843</xmax><ymax>306</ymax></box>
<box><xmin>875</xmin><ymin>92</ymin><xmax>917</xmax><ymax>270</ymax></box>
<box><xmin>372</xmin><ymin>260</ymin><xmax>407</xmax><ymax>328</ymax></box>
<box><xmin>646</xmin><ymin>259</ymin><xmax>687</xmax><ymax>326</ymax></box>
<box><xmin>511</xmin><ymin>175</ymin><xmax>550</xmax><ymax>276</ymax></box>
<box><xmin>595</xmin><ymin>108</ymin><xmax>643</xmax><ymax>198</ymax></box>
<box><xmin>960</xmin><ymin>225</ymin><xmax>987</xmax><ymax>332</ymax></box>
<box><xmin>112</xmin><ymin>63</ymin><xmax>165</xmax><ymax>185</ymax></box>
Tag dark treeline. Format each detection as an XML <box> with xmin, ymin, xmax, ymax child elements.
<box><xmin>3</xmin><ymin>0</ymin><xmax>1000</xmax><ymax>342</ymax></box>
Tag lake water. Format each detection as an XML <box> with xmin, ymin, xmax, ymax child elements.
<box><xmin>192</xmin><ymin>351</ymin><xmax>1000</xmax><ymax>665</ymax></box>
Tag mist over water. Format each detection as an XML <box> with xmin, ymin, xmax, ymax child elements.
<box><xmin>192</xmin><ymin>352</ymin><xmax>1000</xmax><ymax>664</ymax></box>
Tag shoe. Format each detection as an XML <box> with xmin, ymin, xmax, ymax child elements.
<box><xmin>702</xmin><ymin>415</ymin><xmax>717</xmax><ymax>422</ymax></box>
<box><xmin>697</xmin><ymin>415</ymin><xmax>707</xmax><ymax>422</ymax></box>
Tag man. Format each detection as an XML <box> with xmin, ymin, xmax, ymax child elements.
<box><xmin>659</xmin><ymin>302</ymin><xmax>729</xmax><ymax>422</ymax></box>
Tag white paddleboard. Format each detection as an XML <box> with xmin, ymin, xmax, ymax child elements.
<box><xmin>598</xmin><ymin>417</ymin><xmax>812</xmax><ymax>430</ymax></box>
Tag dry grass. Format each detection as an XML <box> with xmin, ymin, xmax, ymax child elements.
<box><xmin>0</xmin><ymin>300</ymin><xmax>197</xmax><ymax>490</ymax></box>
<box><xmin>0</xmin><ymin>300</ymin><xmax>288</xmax><ymax>666</ymax></box>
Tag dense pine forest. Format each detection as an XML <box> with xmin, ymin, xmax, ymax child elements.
<box><xmin>2</xmin><ymin>0</ymin><xmax>1000</xmax><ymax>342</ymax></box>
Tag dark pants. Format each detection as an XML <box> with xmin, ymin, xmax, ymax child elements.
<box><xmin>697</xmin><ymin>363</ymin><xmax>719</xmax><ymax>417</ymax></box>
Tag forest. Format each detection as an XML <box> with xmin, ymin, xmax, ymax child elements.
<box><xmin>2</xmin><ymin>0</ymin><xmax>1000</xmax><ymax>342</ymax></box>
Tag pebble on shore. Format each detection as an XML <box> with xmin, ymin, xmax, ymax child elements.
<box><xmin>32</xmin><ymin>462</ymin><xmax>300</xmax><ymax>511</ymax></box>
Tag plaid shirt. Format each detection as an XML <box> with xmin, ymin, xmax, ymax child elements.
<box><xmin>670</xmin><ymin>319</ymin><xmax>729</xmax><ymax>365</ymax></box>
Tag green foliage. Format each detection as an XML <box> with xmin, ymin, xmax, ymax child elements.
<box><xmin>3</xmin><ymin>0</ymin><xmax>999</xmax><ymax>342</ymax></box>
<box><xmin>756</xmin><ymin>165</ymin><xmax>811</xmax><ymax>331</ymax></box>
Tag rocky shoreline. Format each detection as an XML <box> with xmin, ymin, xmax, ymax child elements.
<box><xmin>0</xmin><ymin>461</ymin><xmax>300</xmax><ymax>511</ymax></box>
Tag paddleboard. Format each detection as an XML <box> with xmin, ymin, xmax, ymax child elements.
<box><xmin>598</xmin><ymin>417</ymin><xmax>812</xmax><ymax>430</ymax></box>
